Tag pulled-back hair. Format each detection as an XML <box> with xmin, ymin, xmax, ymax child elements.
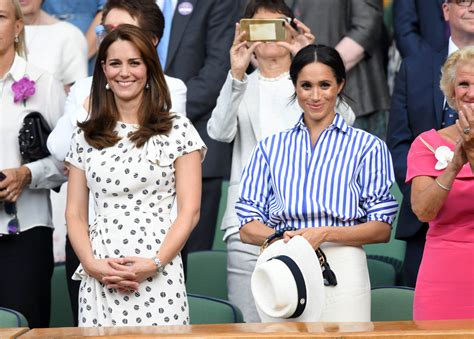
<box><xmin>290</xmin><ymin>44</ymin><xmax>347</xmax><ymax>102</ymax></box>
<box><xmin>243</xmin><ymin>0</ymin><xmax>294</xmax><ymax>20</ymax></box>
<box><xmin>102</xmin><ymin>0</ymin><xmax>164</xmax><ymax>41</ymax></box>
<box><xmin>79</xmin><ymin>24</ymin><xmax>172</xmax><ymax>149</ymax></box>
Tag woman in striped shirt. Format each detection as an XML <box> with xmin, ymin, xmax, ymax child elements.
<box><xmin>236</xmin><ymin>44</ymin><xmax>399</xmax><ymax>322</ymax></box>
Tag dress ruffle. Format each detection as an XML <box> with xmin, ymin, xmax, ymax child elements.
<box><xmin>143</xmin><ymin>114</ymin><xmax>207</xmax><ymax>167</ymax></box>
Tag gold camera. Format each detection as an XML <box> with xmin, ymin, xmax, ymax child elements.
<box><xmin>239</xmin><ymin>18</ymin><xmax>287</xmax><ymax>42</ymax></box>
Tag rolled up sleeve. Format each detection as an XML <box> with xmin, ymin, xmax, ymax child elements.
<box><xmin>358</xmin><ymin>140</ymin><xmax>399</xmax><ymax>225</ymax></box>
<box><xmin>235</xmin><ymin>143</ymin><xmax>272</xmax><ymax>228</ymax></box>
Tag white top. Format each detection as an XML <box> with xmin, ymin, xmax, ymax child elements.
<box><xmin>47</xmin><ymin>75</ymin><xmax>187</xmax><ymax>162</ymax></box>
<box><xmin>0</xmin><ymin>55</ymin><xmax>66</xmax><ymax>234</ymax></box>
<box><xmin>25</xmin><ymin>21</ymin><xmax>88</xmax><ymax>85</ymax></box>
<box><xmin>258</xmin><ymin>72</ymin><xmax>301</xmax><ymax>138</ymax></box>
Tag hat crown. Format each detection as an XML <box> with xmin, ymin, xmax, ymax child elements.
<box><xmin>251</xmin><ymin>236</ymin><xmax>325</xmax><ymax>322</ymax></box>
<box><xmin>252</xmin><ymin>259</ymin><xmax>298</xmax><ymax>318</ymax></box>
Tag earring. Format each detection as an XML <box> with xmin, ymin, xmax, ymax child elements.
<box><xmin>105</xmin><ymin>83</ymin><xmax>110</xmax><ymax>90</ymax></box>
<box><xmin>14</xmin><ymin>35</ymin><xmax>19</xmax><ymax>43</ymax></box>
<box><xmin>145</xmin><ymin>82</ymin><xmax>150</xmax><ymax>90</ymax></box>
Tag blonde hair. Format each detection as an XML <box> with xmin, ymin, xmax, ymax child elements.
<box><xmin>11</xmin><ymin>0</ymin><xmax>26</xmax><ymax>58</ymax></box>
<box><xmin>440</xmin><ymin>46</ymin><xmax>474</xmax><ymax>109</ymax></box>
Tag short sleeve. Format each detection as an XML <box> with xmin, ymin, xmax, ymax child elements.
<box><xmin>171</xmin><ymin>114</ymin><xmax>207</xmax><ymax>160</ymax></box>
<box><xmin>65</xmin><ymin>128</ymin><xmax>86</xmax><ymax>170</ymax></box>
<box><xmin>143</xmin><ymin>114</ymin><xmax>207</xmax><ymax>167</ymax></box>
<box><xmin>406</xmin><ymin>131</ymin><xmax>444</xmax><ymax>183</ymax></box>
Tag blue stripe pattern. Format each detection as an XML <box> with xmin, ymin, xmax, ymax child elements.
<box><xmin>236</xmin><ymin>113</ymin><xmax>398</xmax><ymax>231</ymax></box>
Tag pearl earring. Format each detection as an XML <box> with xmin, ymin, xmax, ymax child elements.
<box><xmin>14</xmin><ymin>36</ymin><xmax>19</xmax><ymax>43</ymax></box>
<box><xmin>105</xmin><ymin>83</ymin><xmax>110</xmax><ymax>90</ymax></box>
<box><xmin>145</xmin><ymin>82</ymin><xmax>150</xmax><ymax>90</ymax></box>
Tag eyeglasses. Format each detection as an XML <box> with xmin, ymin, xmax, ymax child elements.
<box><xmin>447</xmin><ymin>0</ymin><xmax>474</xmax><ymax>7</ymax></box>
<box><xmin>3</xmin><ymin>202</ymin><xmax>19</xmax><ymax>234</ymax></box>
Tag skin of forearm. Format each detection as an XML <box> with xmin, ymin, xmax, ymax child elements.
<box><xmin>321</xmin><ymin>221</ymin><xmax>391</xmax><ymax>246</ymax></box>
<box><xmin>411</xmin><ymin>167</ymin><xmax>459</xmax><ymax>222</ymax></box>
<box><xmin>240</xmin><ymin>220</ymin><xmax>274</xmax><ymax>245</ymax></box>
<box><xmin>466</xmin><ymin>149</ymin><xmax>474</xmax><ymax>172</ymax></box>
<box><xmin>66</xmin><ymin>216</ymin><xmax>96</xmax><ymax>270</ymax></box>
<box><xmin>155</xmin><ymin>208</ymin><xmax>200</xmax><ymax>265</ymax></box>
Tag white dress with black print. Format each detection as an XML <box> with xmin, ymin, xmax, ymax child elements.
<box><xmin>66</xmin><ymin>113</ymin><xmax>206</xmax><ymax>327</ymax></box>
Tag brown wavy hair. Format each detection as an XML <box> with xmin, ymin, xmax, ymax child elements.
<box><xmin>102</xmin><ymin>0</ymin><xmax>164</xmax><ymax>41</ymax></box>
<box><xmin>79</xmin><ymin>24</ymin><xmax>172</xmax><ymax>149</ymax></box>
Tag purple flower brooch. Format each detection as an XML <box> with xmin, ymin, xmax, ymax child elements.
<box><xmin>12</xmin><ymin>76</ymin><xmax>36</xmax><ymax>106</ymax></box>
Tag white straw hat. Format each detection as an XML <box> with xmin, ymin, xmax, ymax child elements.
<box><xmin>251</xmin><ymin>235</ymin><xmax>325</xmax><ymax>322</ymax></box>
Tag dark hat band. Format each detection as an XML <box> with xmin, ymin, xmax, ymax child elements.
<box><xmin>271</xmin><ymin>255</ymin><xmax>307</xmax><ymax>319</ymax></box>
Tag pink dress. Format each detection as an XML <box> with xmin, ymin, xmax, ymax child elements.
<box><xmin>407</xmin><ymin>129</ymin><xmax>474</xmax><ymax>320</ymax></box>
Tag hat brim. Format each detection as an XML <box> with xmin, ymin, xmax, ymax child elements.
<box><xmin>252</xmin><ymin>235</ymin><xmax>325</xmax><ymax>322</ymax></box>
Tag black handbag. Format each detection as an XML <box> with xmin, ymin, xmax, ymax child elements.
<box><xmin>18</xmin><ymin>111</ymin><xmax>52</xmax><ymax>163</ymax></box>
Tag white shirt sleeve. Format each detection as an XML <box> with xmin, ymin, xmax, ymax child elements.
<box><xmin>165</xmin><ymin>75</ymin><xmax>187</xmax><ymax>116</ymax></box>
<box><xmin>26</xmin><ymin>71</ymin><xmax>67</xmax><ymax>188</ymax></box>
<box><xmin>47</xmin><ymin>77</ymin><xmax>92</xmax><ymax>161</ymax></box>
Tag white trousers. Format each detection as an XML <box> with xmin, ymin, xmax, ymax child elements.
<box><xmin>318</xmin><ymin>242</ymin><xmax>371</xmax><ymax>322</ymax></box>
<box><xmin>227</xmin><ymin>234</ymin><xmax>371</xmax><ymax>322</ymax></box>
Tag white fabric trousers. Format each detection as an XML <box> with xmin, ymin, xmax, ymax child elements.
<box><xmin>319</xmin><ymin>243</ymin><xmax>371</xmax><ymax>322</ymax></box>
<box><xmin>227</xmin><ymin>233</ymin><xmax>371</xmax><ymax>323</ymax></box>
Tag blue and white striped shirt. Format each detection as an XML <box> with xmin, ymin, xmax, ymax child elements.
<box><xmin>236</xmin><ymin>113</ymin><xmax>398</xmax><ymax>231</ymax></box>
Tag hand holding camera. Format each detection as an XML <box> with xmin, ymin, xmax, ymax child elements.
<box><xmin>230</xmin><ymin>22</ymin><xmax>263</xmax><ymax>81</ymax></box>
<box><xmin>276</xmin><ymin>18</ymin><xmax>315</xmax><ymax>56</ymax></box>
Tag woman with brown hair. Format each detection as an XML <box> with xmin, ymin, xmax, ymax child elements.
<box><xmin>65</xmin><ymin>24</ymin><xmax>206</xmax><ymax>327</ymax></box>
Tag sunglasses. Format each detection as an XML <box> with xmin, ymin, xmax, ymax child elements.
<box><xmin>3</xmin><ymin>202</ymin><xmax>19</xmax><ymax>234</ymax></box>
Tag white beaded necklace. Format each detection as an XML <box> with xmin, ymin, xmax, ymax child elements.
<box><xmin>258</xmin><ymin>71</ymin><xmax>290</xmax><ymax>82</ymax></box>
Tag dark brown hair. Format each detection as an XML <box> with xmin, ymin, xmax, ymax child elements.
<box><xmin>79</xmin><ymin>24</ymin><xmax>172</xmax><ymax>149</ymax></box>
<box><xmin>102</xmin><ymin>0</ymin><xmax>164</xmax><ymax>41</ymax></box>
<box><xmin>290</xmin><ymin>44</ymin><xmax>349</xmax><ymax>104</ymax></box>
<box><xmin>243</xmin><ymin>0</ymin><xmax>294</xmax><ymax>20</ymax></box>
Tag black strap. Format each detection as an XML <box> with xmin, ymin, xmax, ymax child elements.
<box><xmin>316</xmin><ymin>248</ymin><xmax>337</xmax><ymax>286</ymax></box>
<box><xmin>271</xmin><ymin>255</ymin><xmax>307</xmax><ymax>319</ymax></box>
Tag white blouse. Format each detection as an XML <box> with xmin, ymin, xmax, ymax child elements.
<box><xmin>0</xmin><ymin>55</ymin><xmax>66</xmax><ymax>234</ymax></box>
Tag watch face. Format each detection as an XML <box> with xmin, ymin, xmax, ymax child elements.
<box><xmin>153</xmin><ymin>256</ymin><xmax>165</xmax><ymax>273</ymax></box>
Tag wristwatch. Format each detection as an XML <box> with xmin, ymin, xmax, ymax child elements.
<box><xmin>152</xmin><ymin>256</ymin><xmax>165</xmax><ymax>273</ymax></box>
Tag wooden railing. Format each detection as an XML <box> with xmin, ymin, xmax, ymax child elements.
<box><xmin>2</xmin><ymin>319</ymin><xmax>472</xmax><ymax>338</ymax></box>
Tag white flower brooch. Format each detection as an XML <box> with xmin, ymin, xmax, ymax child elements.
<box><xmin>419</xmin><ymin>136</ymin><xmax>454</xmax><ymax>170</ymax></box>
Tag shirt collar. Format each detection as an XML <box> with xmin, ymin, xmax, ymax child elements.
<box><xmin>6</xmin><ymin>54</ymin><xmax>28</xmax><ymax>82</ymax></box>
<box><xmin>294</xmin><ymin>112</ymin><xmax>349</xmax><ymax>134</ymax></box>
<box><xmin>448</xmin><ymin>37</ymin><xmax>459</xmax><ymax>56</ymax></box>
